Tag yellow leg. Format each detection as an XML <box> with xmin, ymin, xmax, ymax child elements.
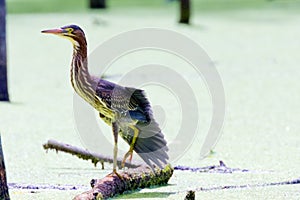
<box><xmin>121</xmin><ymin>125</ymin><xmax>139</xmax><ymax>168</ymax></box>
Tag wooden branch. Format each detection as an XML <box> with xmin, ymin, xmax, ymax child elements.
<box><xmin>43</xmin><ymin>139</ymin><xmax>141</xmax><ymax>169</ymax></box>
<box><xmin>73</xmin><ymin>164</ymin><xmax>174</xmax><ymax>200</ymax></box>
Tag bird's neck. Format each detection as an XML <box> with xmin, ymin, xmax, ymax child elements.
<box><xmin>70</xmin><ymin>43</ymin><xmax>97</xmax><ymax>103</ymax></box>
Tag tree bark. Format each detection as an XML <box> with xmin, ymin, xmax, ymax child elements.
<box><xmin>90</xmin><ymin>0</ymin><xmax>106</xmax><ymax>9</ymax></box>
<box><xmin>0</xmin><ymin>134</ymin><xmax>10</xmax><ymax>200</ymax></box>
<box><xmin>0</xmin><ymin>0</ymin><xmax>9</xmax><ymax>101</ymax></box>
<box><xmin>179</xmin><ymin>0</ymin><xmax>190</xmax><ymax>24</ymax></box>
<box><xmin>73</xmin><ymin>165</ymin><xmax>173</xmax><ymax>200</ymax></box>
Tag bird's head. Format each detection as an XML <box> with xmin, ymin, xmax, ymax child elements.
<box><xmin>42</xmin><ymin>24</ymin><xmax>86</xmax><ymax>47</ymax></box>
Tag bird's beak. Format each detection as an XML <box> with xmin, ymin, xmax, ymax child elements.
<box><xmin>41</xmin><ymin>28</ymin><xmax>66</xmax><ymax>35</ymax></box>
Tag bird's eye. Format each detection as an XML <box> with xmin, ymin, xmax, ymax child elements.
<box><xmin>66</xmin><ymin>28</ymin><xmax>73</xmax><ymax>33</ymax></box>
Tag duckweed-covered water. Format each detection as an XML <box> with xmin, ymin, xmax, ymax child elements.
<box><xmin>1</xmin><ymin>3</ymin><xmax>300</xmax><ymax>199</ymax></box>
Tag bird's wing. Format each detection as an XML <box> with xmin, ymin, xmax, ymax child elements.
<box><xmin>95</xmin><ymin>80</ymin><xmax>150</xmax><ymax>122</ymax></box>
<box><xmin>119</xmin><ymin>87</ymin><xmax>169</xmax><ymax>168</ymax></box>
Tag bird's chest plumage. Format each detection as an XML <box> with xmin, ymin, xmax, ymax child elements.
<box><xmin>70</xmin><ymin>62</ymin><xmax>115</xmax><ymax>121</ymax></box>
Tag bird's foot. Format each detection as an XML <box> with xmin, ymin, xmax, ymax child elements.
<box><xmin>121</xmin><ymin>150</ymin><xmax>133</xmax><ymax>168</ymax></box>
<box><xmin>110</xmin><ymin>169</ymin><xmax>123</xmax><ymax>180</ymax></box>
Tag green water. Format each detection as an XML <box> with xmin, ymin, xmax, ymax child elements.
<box><xmin>1</xmin><ymin>2</ymin><xmax>300</xmax><ymax>199</ymax></box>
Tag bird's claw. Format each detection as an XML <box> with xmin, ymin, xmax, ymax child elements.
<box><xmin>121</xmin><ymin>150</ymin><xmax>133</xmax><ymax>168</ymax></box>
<box><xmin>111</xmin><ymin>169</ymin><xmax>123</xmax><ymax>180</ymax></box>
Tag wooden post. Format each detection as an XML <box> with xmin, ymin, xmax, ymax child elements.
<box><xmin>179</xmin><ymin>0</ymin><xmax>190</xmax><ymax>24</ymax></box>
<box><xmin>0</xmin><ymin>0</ymin><xmax>9</xmax><ymax>101</ymax></box>
<box><xmin>0</xmin><ymin>135</ymin><xmax>10</xmax><ymax>200</ymax></box>
<box><xmin>90</xmin><ymin>0</ymin><xmax>106</xmax><ymax>9</ymax></box>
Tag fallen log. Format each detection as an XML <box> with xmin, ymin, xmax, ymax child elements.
<box><xmin>73</xmin><ymin>164</ymin><xmax>173</xmax><ymax>200</ymax></box>
<box><xmin>43</xmin><ymin>139</ymin><xmax>141</xmax><ymax>169</ymax></box>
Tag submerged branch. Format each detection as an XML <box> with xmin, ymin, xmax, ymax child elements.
<box><xmin>197</xmin><ymin>177</ymin><xmax>300</xmax><ymax>192</ymax></box>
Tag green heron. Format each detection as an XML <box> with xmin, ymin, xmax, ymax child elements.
<box><xmin>42</xmin><ymin>25</ymin><xmax>168</xmax><ymax>175</ymax></box>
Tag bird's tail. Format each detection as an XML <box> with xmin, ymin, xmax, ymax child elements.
<box><xmin>121</xmin><ymin>88</ymin><xmax>169</xmax><ymax>169</ymax></box>
<box><xmin>121</xmin><ymin>120</ymin><xmax>169</xmax><ymax>169</ymax></box>
<box><xmin>134</xmin><ymin>120</ymin><xmax>169</xmax><ymax>169</ymax></box>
